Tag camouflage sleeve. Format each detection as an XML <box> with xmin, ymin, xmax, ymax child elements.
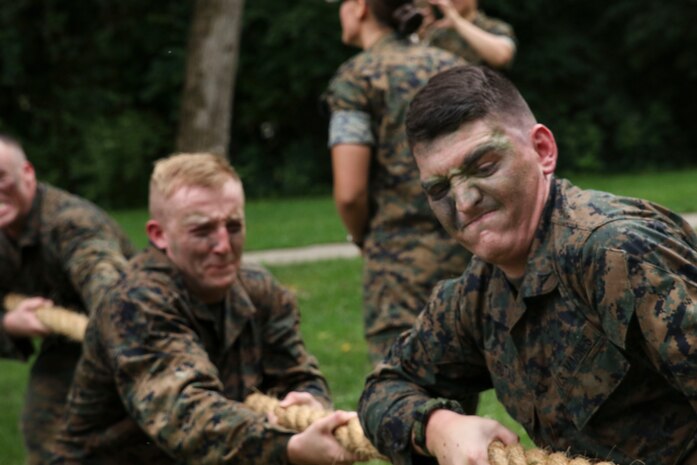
<box><xmin>53</xmin><ymin>206</ymin><xmax>131</xmax><ymax>315</ymax></box>
<box><xmin>581</xmin><ymin>219</ymin><xmax>697</xmax><ymax>409</ymax></box>
<box><xmin>328</xmin><ymin>110</ymin><xmax>374</xmax><ymax>147</ymax></box>
<box><xmin>248</xmin><ymin>268</ymin><xmax>332</xmax><ymax>407</ymax></box>
<box><xmin>358</xmin><ymin>277</ymin><xmax>490</xmax><ymax>465</ymax></box>
<box><xmin>101</xmin><ymin>287</ymin><xmax>294</xmax><ymax>465</ymax></box>
<box><xmin>325</xmin><ymin>59</ymin><xmax>376</xmax><ymax>148</ymax></box>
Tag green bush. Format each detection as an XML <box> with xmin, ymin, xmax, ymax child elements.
<box><xmin>1</xmin><ymin>0</ymin><xmax>696</xmax><ymax>205</ymax></box>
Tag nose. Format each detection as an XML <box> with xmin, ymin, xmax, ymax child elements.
<box><xmin>451</xmin><ymin>178</ymin><xmax>482</xmax><ymax>214</ymax></box>
<box><xmin>210</xmin><ymin>225</ymin><xmax>232</xmax><ymax>254</ymax></box>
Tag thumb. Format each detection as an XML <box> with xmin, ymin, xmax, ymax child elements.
<box><xmin>316</xmin><ymin>410</ymin><xmax>357</xmax><ymax>432</ymax></box>
<box><xmin>495</xmin><ymin>426</ymin><xmax>519</xmax><ymax>445</ymax></box>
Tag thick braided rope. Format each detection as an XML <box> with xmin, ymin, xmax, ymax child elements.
<box><xmin>3</xmin><ymin>293</ymin><xmax>88</xmax><ymax>342</ymax></box>
<box><xmin>244</xmin><ymin>392</ymin><xmax>384</xmax><ymax>462</ymax></box>
<box><xmin>488</xmin><ymin>441</ymin><xmax>616</xmax><ymax>465</ymax></box>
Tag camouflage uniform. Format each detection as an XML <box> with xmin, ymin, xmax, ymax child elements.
<box><xmin>50</xmin><ymin>246</ymin><xmax>331</xmax><ymax>465</ymax></box>
<box><xmin>359</xmin><ymin>178</ymin><xmax>697</xmax><ymax>465</ymax></box>
<box><xmin>0</xmin><ymin>183</ymin><xmax>134</xmax><ymax>465</ymax></box>
<box><xmin>324</xmin><ymin>33</ymin><xmax>472</xmax><ymax>363</ymax></box>
<box><xmin>422</xmin><ymin>10</ymin><xmax>516</xmax><ymax>66</ymax></box>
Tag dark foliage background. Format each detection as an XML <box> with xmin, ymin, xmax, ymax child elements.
<box><xmin>1</xmin><ymin>0</ymin><xmax>695</xmax><ymax>207</ymax></box>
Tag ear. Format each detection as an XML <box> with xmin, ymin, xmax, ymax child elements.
<box><xmin>530</xmin><ymin>124</ymin><xmax>557</xmax><ymax>176</ymax></box>
<box><xmin>146</xmin><ymin>219</ymin><xmax>167</xmax><ymax>250</ymax></box>
<box><xmin>20</xmin><ymin>160</ymin><xmax>38</xmax><ymax>198</ymax></box>
<box><xmin>356</xmin><ymin>0</ymin><xmax>369</xmax><ymax>19</ymax></box>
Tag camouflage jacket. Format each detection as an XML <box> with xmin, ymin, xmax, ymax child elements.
<box><xmin>0</xmin><ymin>182</ymin><xmax>134</xmax><ymax>463</ymax></box>
<box><xmin>359</xmin><ymin>178</ymin><xmax>697</xmax><ymax>465</ymax></box>
<box><xmin>0</xmin><ymin>183</ymin><xmax>134</xmax><ymax>357</ymax></box>
<box><xmin>51</xmin><ymin>246</ymin><xmax>331</xmax><ymax>465</ymax></box>
<box><xmin>423</xmin><ymin>10</ymin><xmax>516</xmax><ymax>66</ymax></box>
<box><xmin>324</xmin><ymin>33</ymin><xmax>470</xmax><ymax>342</ymax></box>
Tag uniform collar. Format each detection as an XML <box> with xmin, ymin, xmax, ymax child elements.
<box><xmin>518</xmin><ymin>178</ymin><xmax>561</xmax><ymax>299</ymax></box>
<box><xmin>490</xmin><ymin>179</ymin><xmax>560</xmax><ymax>330</ymax></box>
<box><xmin>367</xmin><ymin>31</ymin><xmax>404</xmax><ymax>52</ymax></box>
<box><xmin>137</xmin><ymin>247</ymin><xmax>256</xmax><ymax>345</ymax></box>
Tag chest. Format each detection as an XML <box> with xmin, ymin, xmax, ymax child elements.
<box><xmin>482</xmin><ymin>286</ymin><xmax>630</xmax><ymax>444</ymax></box>
<box><xmin>1</xmin><ymin>235</ymin><xmax>79</xmax><ymax>306</ymax></box>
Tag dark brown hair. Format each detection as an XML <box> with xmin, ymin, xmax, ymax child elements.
<box><xmin>368</xmin><ymin>0</ymin><xmax>423</xmax><ymax>36</ymax></box>
<box><xmin>406</xmin><ymin>65</ymin><xmax>535</xmax><ymax>148</ymax></box>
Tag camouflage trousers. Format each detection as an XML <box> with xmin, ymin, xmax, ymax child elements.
<box><xmin>22</xmin><ymin>343</ymin><xmax>80</xmax><ymax>465</ymax></box>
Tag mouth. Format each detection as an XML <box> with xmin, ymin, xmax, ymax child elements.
<box><xmin>462</xmin><ymin>209</ymin><xmax>495</xmax><ymax>230</ymax></box>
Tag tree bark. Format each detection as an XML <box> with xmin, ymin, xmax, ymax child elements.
<box><xmin>176</xmin><ymin>0</ymin><xmax>245</xmax><ymax>156</ymax></box>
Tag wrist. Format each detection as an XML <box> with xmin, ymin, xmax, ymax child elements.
<box><xmin>346</xmin><ymin>233</ymin><xmax>364</xmax><ymax>249</ymax></box>
<box><xmin>412</xmin><ymin>398</ymin><xmax>465</xmax><ymax>456</ymax></box>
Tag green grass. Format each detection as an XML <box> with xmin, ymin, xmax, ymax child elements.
<box><xmin>112</xmin><ymin>168</ymin><xmax>697</xmax><ymax>251</ymax></box>
<box><xmin>110</xmin><ymin>196</ymin><xmax>345</xmax><ymax>251</ymax></box>
<box><xmin>0</xmin><ymin>258</ymin><xmax>529</xmax><ymax>464</ymax></box>
<box><xmin>4</xmin><ymin>168</ymin><xmax>694</xmax><ymax>463</ymax></box>
<box><xmin>268</xmin><ymin>259</ymin><xmax>532</xmax><ymax>454</ymax></box>
<box><xmin>0</xmin><ymin>359</ymin><xmax>30</xmax><ymax>464</ymax></box>
<box><xmin>565</xmin><ymin>168</ymin><xmax>697</xmax><ymax>212</ymax></box>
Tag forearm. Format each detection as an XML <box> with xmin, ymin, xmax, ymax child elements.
<box><xmin>330</xmin><ymin>143</ymin><xmax>372</xmax><ymax>246</ymax></box>
<box><xmin>334</xmin><ymin>193</ymin><xmax>370</xmax><ymax>245</ymax></box>
<box><xmin>450</xmin><ymin>16</ymin><xmax>515</xmax><ymax>68</ymax></box>
<box><xmin>359</xmin><ymin>374</ymin><xmax>433</xmax><ymax>464</ymax></box>
<box><xmin>67</xmin><ymin>238</ymin><xmax>130</xmax><ymax>315</ymax></box>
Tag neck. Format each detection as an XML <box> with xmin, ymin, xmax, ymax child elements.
<box><xmin>360</xmin><ymin>23</ymin><xmax>391</xmax><ymax>50</ymax></box>
<box><xmin>499</xmin><ymin>176</ymin><xmax>553</xmax><ymax>281</ymax></box>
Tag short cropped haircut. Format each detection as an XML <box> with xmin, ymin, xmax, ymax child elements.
<box><xmin>0</xmin><ymin>133</ymin><xmax>27</xmax><ymax>161</ymax></box>
<box><xmin>149</xmin><ymin>153</ymin><xmax>241</xmax><ymax>218</ymax></box>
<box><xmin>406</xmin><ymin>65</ymin><xmax>535</xmax><ymax>148</ymax></box>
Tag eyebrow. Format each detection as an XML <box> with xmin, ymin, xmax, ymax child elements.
<box><xmin>421</xmin><ymin>137</ymin><xmax>510</xmax><ymax>191</ymax></box>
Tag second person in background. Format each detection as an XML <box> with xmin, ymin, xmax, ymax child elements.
<box><xmin>324</xmin><ymin>0</ymin><xmax>473</xmax><ymax>385</ymax></box>
<box><xmin>419</xmin><ymin>0</ymin><xmax>516</xmax><ymax>69</ymax></box>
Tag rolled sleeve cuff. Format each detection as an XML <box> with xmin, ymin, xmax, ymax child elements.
<box><xmin>328</xmin><ymin>110</ymin><xmax>374</xmax><ymax>147</ymax></box>
<box><xmin>412</xmin><ymin>398</ymin><xmax>466</xmax><ymax>455</ymax></box>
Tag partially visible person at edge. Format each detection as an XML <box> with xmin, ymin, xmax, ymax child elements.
<box><xmin>0</xmin><ymin>134</ymin><xmax>135</xmax><ymax>465</ymax></box>
<box><xmin>418</xmin><ymin>0</ymin><xmax>516</xmax><ymax>69</ymax></box>
<box><xmin>357</xmin><ymin>65</ymin><xmax>697</xmax><ymax>465</ymax></box>
<box><xmin>324</xmin><ymin>0</ymin><xmax>474</xmax><ymax>385</ymax></box>
<box><xmin>49</xmin><ymin>153</ymin><xmax>358</xmax><ymax>465</ymax></box>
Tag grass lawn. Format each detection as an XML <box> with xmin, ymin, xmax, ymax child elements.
<box><xmin>0</xmin><ymin>259</ymin><xmax>530</xmax><ymax>465</ymax></box>
<box><xmin>111</xmin><ymin>196</ymin><xmax>346</xmax><ymax>251</ymax></box>
<box><xmin>3</xmin><ymin>168</ymin><xmax>694</xmax><ymax>463</ymax></box>
<box><xmin>111</xmin><ymin>168</ymin><xmax>697</xmax><ymax>251</ymax></box>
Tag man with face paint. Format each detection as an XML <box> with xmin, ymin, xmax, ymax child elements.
<box><xmin>50</xmin><ymin>153</ymin><xmax>357</xmax><ymax>465</ymax></box>
<box><xmin>357</xmin><ymin>66</ymin><xmax>697</xmax><ymax>465</ymax></box>
<box><xmin>0</xmin><ymin>135</ymin><xmax>135</xmax><ymax>464</ymax></box>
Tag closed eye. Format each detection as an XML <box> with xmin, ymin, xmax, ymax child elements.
<box><xmin>426</xmin><ymin>182</ymin><xmax>450</xmax><ymax>201</ymax></box>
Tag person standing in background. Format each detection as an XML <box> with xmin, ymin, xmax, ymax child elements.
<box><xmin>324</xmin><ymin>0</ymin><xmax>474</xmax><ymax>389</ymax></box>
<box><xmin>419</xmin><ymin>0</ymin><xmax>516</xmax><ymax>69</ymax></box>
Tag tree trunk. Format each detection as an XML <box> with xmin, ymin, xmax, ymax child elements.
<box><xmin>176</xmin><ymin>0</ymin><xmax>245</xmax><ymax>156</ymax></box>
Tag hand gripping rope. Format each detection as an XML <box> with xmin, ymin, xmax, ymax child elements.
<box><xmin>244</xmin><ymin>393</ymin><xmax>619</xmax><ymax>465</ymax></box>
<box><xmin>3</xmin><ymin>293</ymin><xmax>88</xmax><ymax>342</ymax></box>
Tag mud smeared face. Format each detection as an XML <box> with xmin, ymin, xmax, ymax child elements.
<box><xmin>414</xmin><ymin>120</ymin><xmax>554</xmax><ymax>277</ymax></box>
<box><xmin>0</xmin><ymin>142</ymin><xmax>36</xmax><ymax>238</ymax></box>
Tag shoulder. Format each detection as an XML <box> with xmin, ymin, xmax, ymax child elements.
<box><xmin>551</xmin><ymin>178</ymin><xmax>697</xmax><ymax>263</ymax></box>
<box><xmin>238</xmin><ymin>263</ymin><xmax>289</xmax><ymax>305</ymax></box>
<box><xmin>40</xmin><ymin>184</ymin><xmax>130</xmax><ymax>244</ymax></box>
